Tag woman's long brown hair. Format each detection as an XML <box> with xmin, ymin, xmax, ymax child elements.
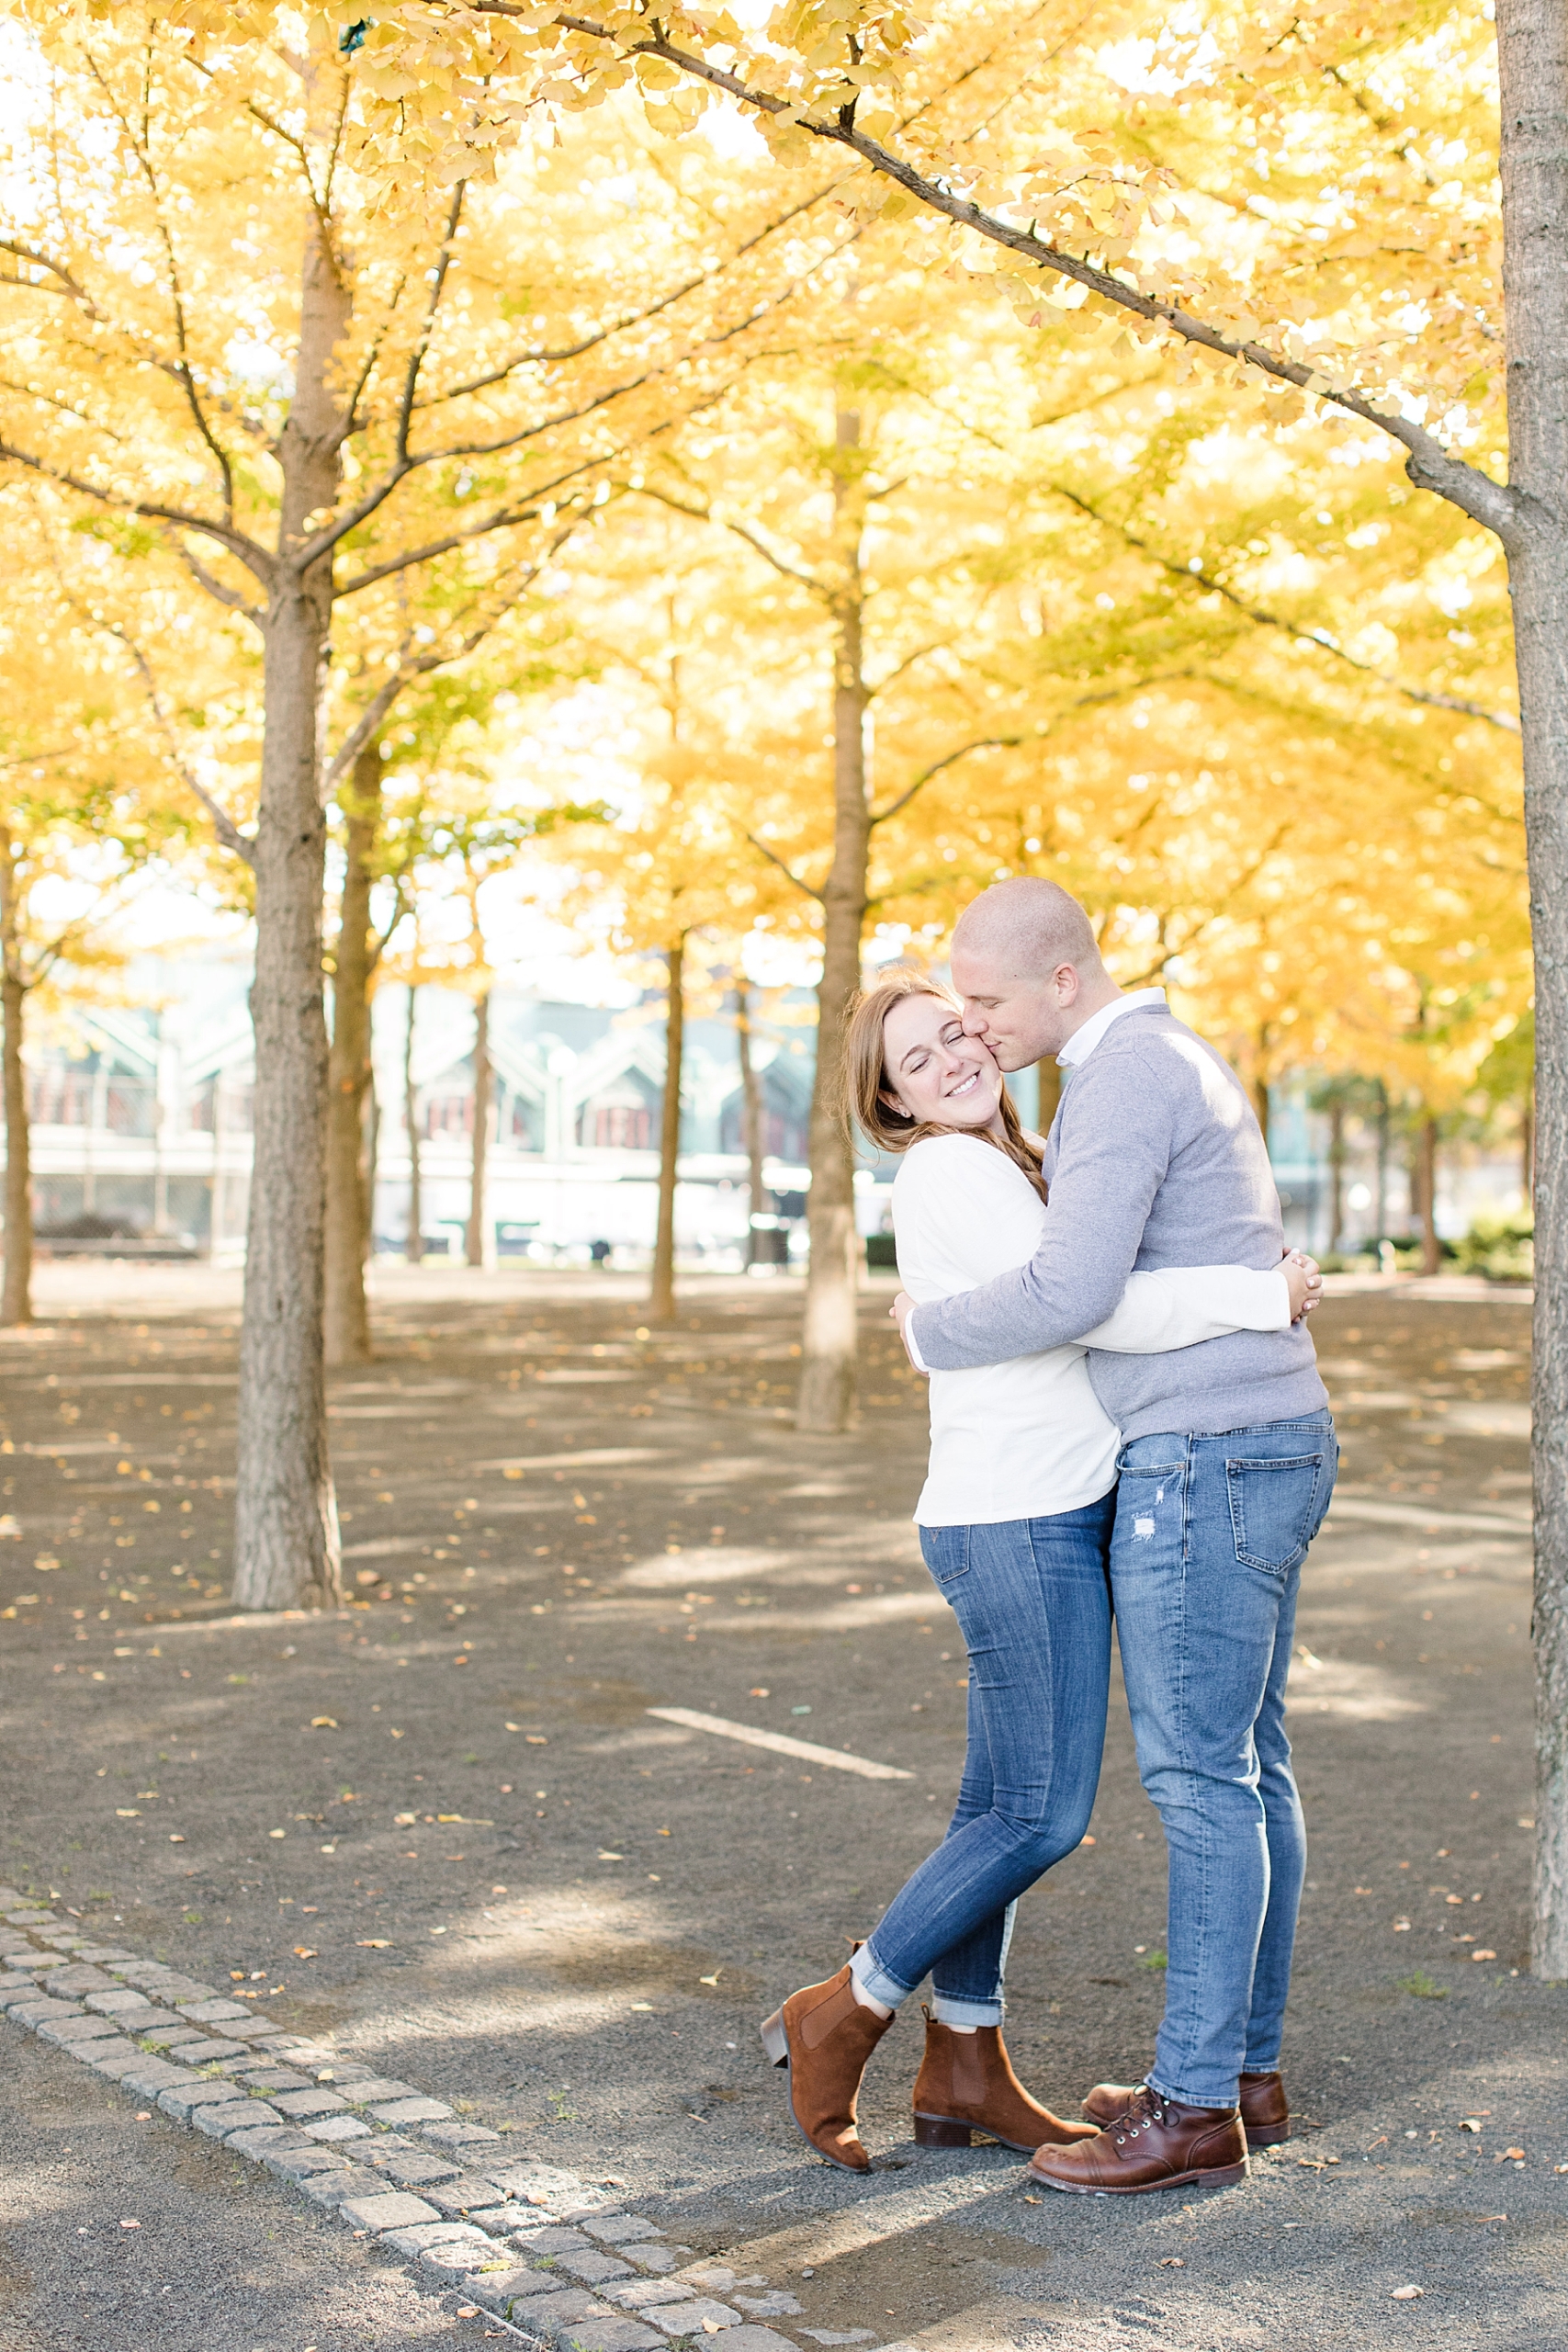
<box><xmin>842</xmin><ymin>967</ymin><xmax>1047</xmax><ymax>1202</ymax></box>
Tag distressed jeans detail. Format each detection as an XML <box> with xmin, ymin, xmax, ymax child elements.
<box><xmin>1111</xmin><ymin>1413</ymin><xmax>1337</xmax><ymax>2109</ymax></box>
<box><xmin>858</xmin><ymin>1494</ymin><xmax>1115</xmax><ymax>2028</ymax></box>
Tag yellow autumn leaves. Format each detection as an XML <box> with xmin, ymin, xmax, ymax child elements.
<box><xmin>0</xmin><ymin>0</ymin><xmax>1525</xmax><ymax>1125</ymax></box>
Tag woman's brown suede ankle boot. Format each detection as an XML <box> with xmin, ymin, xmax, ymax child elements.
<box><xmin>911</xmin><ymin>2008</ymin><xmax>1098</xmax><ymax>2153</ymax></box>
<box><xmin>761</xmin><ymin>1962</ymin><xmax>894</xmax><ymax>2172</ymax></box>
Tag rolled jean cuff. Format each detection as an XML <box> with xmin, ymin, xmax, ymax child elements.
<box><xmin>931</xmin><ymin>1991</ymin><xmax>1003</xmax><ymax>2029</ymax></box>
<box><xmin>1148</xmin><ymin>2072</ymin><xmax>1239</xmax><ymax>2111</ymax></box>
<box><xmin>851</xmin><ymin>1940</ymin><xmax>914</xmax><ymax>2012</ymax></box>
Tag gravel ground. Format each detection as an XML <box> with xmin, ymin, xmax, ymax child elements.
<box><xmin>1</xmin><ymin>1263</ymin><xmax>1564</xmax><ymax>2349</ymax></box>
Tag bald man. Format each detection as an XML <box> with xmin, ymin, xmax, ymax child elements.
<box><xmin>894</xmin><ymin>876</ymin><xmax>1336</xmax><ymax>2198</ymax></box>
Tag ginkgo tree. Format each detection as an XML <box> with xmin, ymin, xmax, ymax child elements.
<box><xmin>523</xmin><ymin>514</ymin><xmax>798</xmax><ymax>1317</ymax></box>
<box><xmin>0</xmin><ymin>5</ymin><xmax>852</xmax><ymax>1610</ymax></box>
<box><xmin>0</xmin><ymin>520</ymin><xmax>200</xmax><ymax>1327</ymax></box>
<box><xmin>321</xmin><ymin>582</ymin><xmax>592</xmax><ymax>1363</ymax></box>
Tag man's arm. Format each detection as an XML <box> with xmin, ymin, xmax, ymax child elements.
<box><xmin>905</xmin><ymin>1052</ymin><xmax>1174</xmax><ymax>1371</ymax></box>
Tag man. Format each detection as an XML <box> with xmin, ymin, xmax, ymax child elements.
<box><xmin>894</xmin><ymin>876</ymin><xmax>1336</xmax><ymax>2195</ymax></box>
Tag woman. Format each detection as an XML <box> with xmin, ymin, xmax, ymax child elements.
<box><xmin>761</xmin><ymin>969</ymin><xmax>1315</xmax><ymax>2172</ymax></box>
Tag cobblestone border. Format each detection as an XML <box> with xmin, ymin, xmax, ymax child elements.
<box><xmin>0</xmin><ymin>1885</ymin><xmax>919</xmax><ymax>2352</ymax></box>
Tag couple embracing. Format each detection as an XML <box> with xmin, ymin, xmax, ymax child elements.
<box><xmin>761</xmin><ymin>877</ymin><xmax>1337</xmax><ymax>2197</ymax></box>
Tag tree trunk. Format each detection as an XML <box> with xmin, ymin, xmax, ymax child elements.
<box><xmin>651</xmin><ymin>937</ymin><xmax>685</xmax><ymax>1319</ymax></box>
<box><xmin>1413</xmin><ymin>1115</ymin><xmax>1440</xmax><ymax>1275</ymax></box>
<box><xmin>736</xmin><ymin>980</ymin><xmax>766</xmax><ymax>1265</ymax></box>
<box><xmin>465</xmin><ymin>989</ymin><xmax>491</xmax><ymax>1270</ymax></box>
<box><xmin>323</xmin><ymin>741</ymin><xmax>381</xmax><ymax>1366</ymax></box>
<box><xmin>403</xmin><ymin>982</ymin><xmax>423</xmax><ymax>1262</ymax></box>
<box><xmin>1500</xmin><ymin>0</ymin><xmax>1568</xmax><ymax>1978</ymax></box>
<box><xmin>232</xmin><ymin>220</ymin><xmax>346</xmax><ymax>1612</ymax></box>
<box><xmin>1328</xmin><ymin>1101</ymin><xmax>1346</xmax><ymax>1252</ymax></box>
<box><xmin>1375</xmin><ymin>1079</ymin><xmax>1390</xmax><ymax>1238</ymax></box>
<box><xmin>1253</xmin><ymin>1073</ymin><xmax>1271</xmax><ymax>1150</ymax></box>
<box><xmin>1523</xmin><ymin>1087</ymin><xmax>1535</xmax><ymax>1201</ymax></box>
<box><xmin>363</xmin><ymin>1081</ymin><xmax>379</xmax><ymax>1266</ymax></box>
<box><xmin>1035</xmin><ymin>1053</ymin><xmax>1062</xmax><ymax>1140</ymax></box>
<box><xmin>0</xmin><ymin>826</ymin><xmax>31</xmax><ymax>1329</ymax></box>
<box><xmin>798</xmin><ymin>411</ymin><xmax>871</xmax><ymax>1434</ymax></box>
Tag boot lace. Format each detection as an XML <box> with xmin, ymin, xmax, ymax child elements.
<box><xmin>1111</xmin><ymin>2084</ymin><xmax>1170</xmax><ymax>2146</ymax></box>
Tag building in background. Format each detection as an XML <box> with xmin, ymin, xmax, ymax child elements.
<box><xmin>6</xmin><ymin>944</ymin><xmax>1528</xmax><ymax>1267</ymax></box>
<box><xmin>375</xmin><ymin>986</ymin><xmax>816</xmax><ymax>1266</ymax></box>
<box><xmin>12</xmin><ymin>948</ymin><xmax>820</xmax><ymax>1267</ymax></box>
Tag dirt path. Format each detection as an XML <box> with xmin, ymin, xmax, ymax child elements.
<box><xmin>1</xmin><ymin>1271</ymin><xmax>1562</xmax><ymax>2349</ymax></box>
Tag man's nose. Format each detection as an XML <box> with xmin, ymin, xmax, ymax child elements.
<box><xmin>959</xmin><ymin>1004</ymin><xmax>989</xmax><ymax>1035</ymax></box>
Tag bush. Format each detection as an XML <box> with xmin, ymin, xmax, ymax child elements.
<box><xmin>1451</xmin><ymin>1210</ymin><xmax>1534</xmax><ymax>1283</ymax></box>
<box><xmin>1320</xmin><ymin>1237</ymin><xmax>1438</xmax><ymax>1274</ymax></box>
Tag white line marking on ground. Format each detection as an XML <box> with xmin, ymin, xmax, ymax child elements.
<box><xmin>476</xmin><ymin>1447</ymin><xmax>671</xmax><ymax>1470</ymax></box>
<box><xmin>645</xmin><ymin>1707</ymin><xmax>914</xmax><ymax>1780</ymax></box>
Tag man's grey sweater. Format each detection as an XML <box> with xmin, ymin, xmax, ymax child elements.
<box><xmin>908</xmin><ymin>1003</ymin><xmax>1328</xmax><ymax>1438</ymax></box>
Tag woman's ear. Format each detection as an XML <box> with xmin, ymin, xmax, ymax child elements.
<box><xmin>878</xmin><ymin>1085</ymin><xmax>910</xmax><ymax>1122</ymax></box>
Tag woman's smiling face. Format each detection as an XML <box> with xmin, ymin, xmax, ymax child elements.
<box><xmin>881</xmin><ymin>990</ymin><xmax>1006</xmax><ymax>1133</ymax></box>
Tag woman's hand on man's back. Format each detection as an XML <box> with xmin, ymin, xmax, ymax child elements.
<box><xmin>1282</xmin><ymin>1250</ymin><xmax>1322</xmax><ymax>1323</ymax></box>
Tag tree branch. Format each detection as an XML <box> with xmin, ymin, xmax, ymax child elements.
<box><xmin>529</xmin><ymin>10</ymin><xmax>1537</xmax><ymax>547</ymax></box>
<box><xmin>871</xmin><ymin>669</ymin><xmax>1258</xmax><ymax>827</ymax></box>
<box><xmin>327</xmin><ymin>520</ymin><xmax>582</xmax><ymax>785</ymax></box>
<box><xmin>745</xmin><ymin>831</ymin><xmax>826</xmax><ymax>901</ymax></box>
<box><xmin>111</xmin><ymin>629</ymin><xmax>256</xmax><ymax>865</ymax></box>
<box><xmin>184</xmin><ymin>53</ymin><xmax>340</xmax><ymax>253</ymax></box>
<box><xmin>0</xmin><ymin>239</ymin><xmax>100</xmax><ymax>314</ymax></box>
<box><xmin>870</xmin><ymin>733</ymin><xmax>1024</xmax><ymax>826</ymax></box>
<box><xmin>28</xmin><ymin>910</ymin><xmax>113</xmax><ymax>989</ymax></box>
<box><xmin>1049</xmin><ymin>482</ymin><xmax>1520</xmax><ymax>734</ymax></box>
<box><xmin>414</xmin><ymin>176</ymin><xmax>847</xmax><ymax>412</ymax></box>
<box><xmin>332</xmin><ymin>459</ymin><xmax>595</xmax><ymax>597</ymax></box>
<box><xmin>0</xmin><ymin>438</ymin><xmax>275</xmax><ymax>582</ymax></box>
<box><xmin>634</xmin><ymin>480</ymin><xmax>829</xmax><ymax>594</ymax></box>
<box><xmin>165</xmin><ymin>533</ymin><xmax>265</xmax><ymax>625</ymax></box>
<box><xmin>82</xmin><ymin>50</ymin><xmax>242</xmax><ymax>519</ymax></box>
<box><xmin>299</xmin><ymin>226</ymin><xmax>853</xmax><ymax>575</ymax></box>
<box><xmin>397</xmin><ymin>180</ymin><xmax>467</xmax><ymax>463</ymax></box>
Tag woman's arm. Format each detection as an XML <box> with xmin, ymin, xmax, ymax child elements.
<box><xmin>891</xmin><ymin>1136</ymin><xmax>1046</xmax><ymax>1304</ymax></box>
<box><xmin>1082</xmin><ymin>1261</ymin><xmax>1304</xmax><ymax>1354</ymax></box>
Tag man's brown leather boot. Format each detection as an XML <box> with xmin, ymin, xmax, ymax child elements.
<box><xmin>1081</xmin><ymin>2069</ymin><xmax>1290</xmax><ymax>2149</ymax></box>
<box><xmin>911</xmin><ymin>2011</ymin><xmax>1098</xmax><ymax>2153</ymax></box>
<box><xmin>761</xmin><ymin>1963</ymin><xmax>893</xmax><ymax>2172</ymax></box>
<box><xmin>1029</xmin><ymin>2083</ymin><xmax>1247</xmax><ymax>2195</ymax></box>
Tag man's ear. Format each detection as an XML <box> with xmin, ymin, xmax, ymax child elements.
<box><xmin>1054</xmin><ymin>960</ymin><xmax>1081</xmax><ymax>1005</ymax></box>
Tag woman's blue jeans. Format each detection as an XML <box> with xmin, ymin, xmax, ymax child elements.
<box><xmin>853</xmin><ymin>1493</ymin><xmax>1115</xmax><ymax>2028</ymax></box>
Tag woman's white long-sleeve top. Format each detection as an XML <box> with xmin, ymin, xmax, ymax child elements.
<box><xmin>892</xmin><ymin>1133</ymin><xmax>1292</xmax><ymax>1527</ymax></box>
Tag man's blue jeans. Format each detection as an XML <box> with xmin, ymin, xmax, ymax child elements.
<box><xmin>1111</xmin><ymin>1412</ymin><xmax>1337</xmax><ymax>2109</ymax></box>
<box><xmin>853</xmin><ymin>1493</ymin><xmax>1115</xmax><ymax>2027</ymax></box>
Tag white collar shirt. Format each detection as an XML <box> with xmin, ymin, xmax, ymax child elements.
<box><xmin>1057</xmin><ymin>988</ymin><xmax>1168</xmax><ymax>1070</ymax></box>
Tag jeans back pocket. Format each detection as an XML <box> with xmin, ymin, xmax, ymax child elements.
<box><xmin>1225</xmin><ymin>1453</ymin><xmax>1331</xmax><ymax>1575</ymax></box>
<box><xmin>919</xmin><ymin>1525</ymin><xmax>971</xmax><ymax>1586</ymax></box>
